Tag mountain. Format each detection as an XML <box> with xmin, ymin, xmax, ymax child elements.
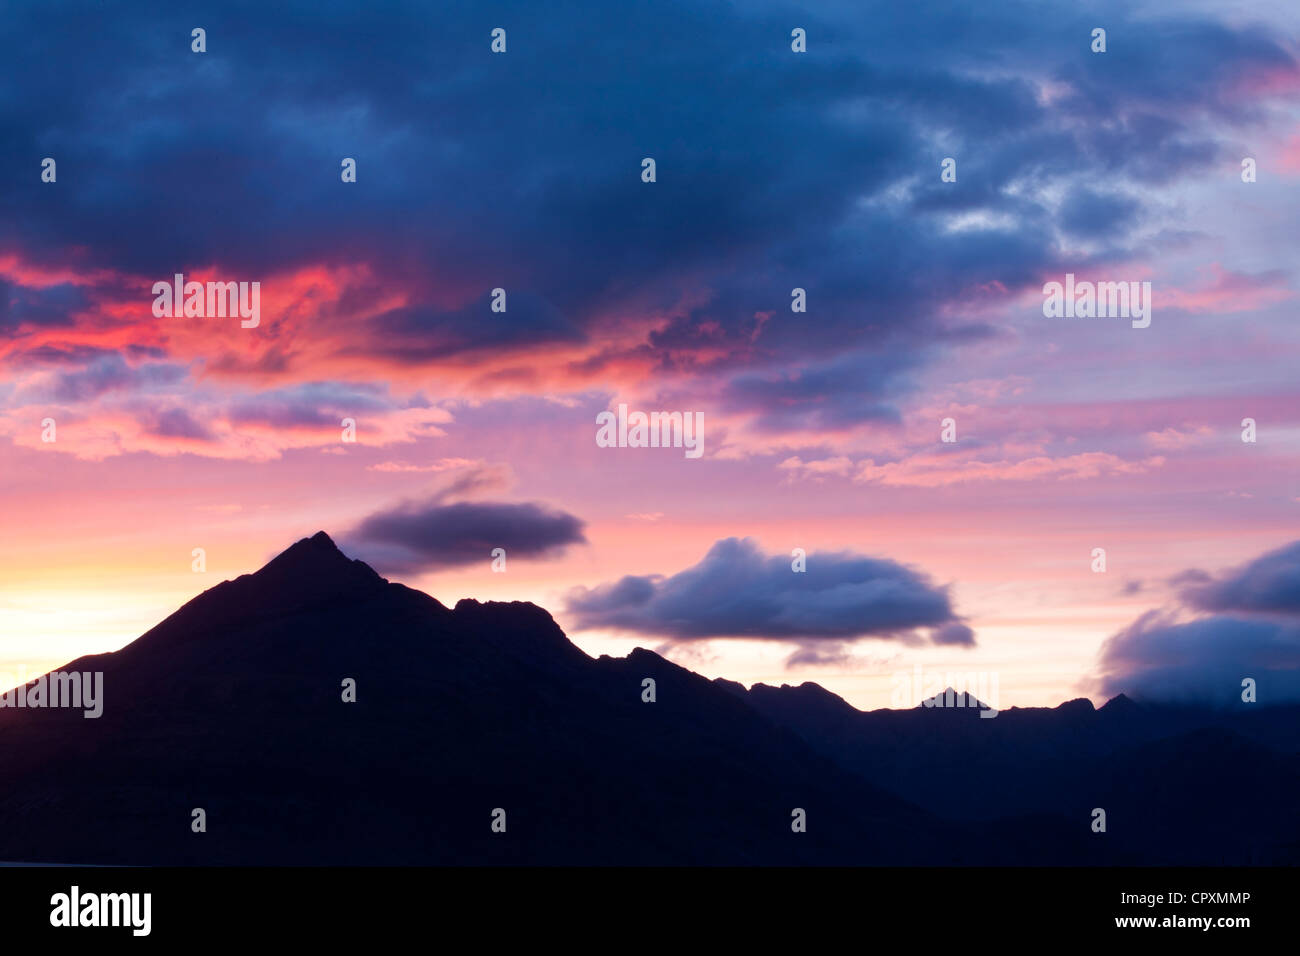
<box><xmin>1</xmin><ymin>532</ymin><xmax>1293</xmax><ymax>865</ymax></box>
<box><xmin>724</xmin><ymin>679</ymin><xmax>1300</xmax><ymax>864</ymax></box>
<box><xmin>0</xmin><ymin>533</ymin><xmax>951</xmax><ymax>865</ymax></box>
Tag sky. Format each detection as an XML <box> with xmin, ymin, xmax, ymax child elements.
<box><xmin>2</xmin><ymin>0</ymin><xmax>1298</xmax><ymax>711</ymax></box>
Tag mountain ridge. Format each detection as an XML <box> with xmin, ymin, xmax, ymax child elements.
<box><xmin>1</xmin><ymin>533</ymin><xmax>1294</xmax><ymax>865</ymax></box>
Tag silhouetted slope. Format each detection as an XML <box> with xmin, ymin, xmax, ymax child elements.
<box><xmin>0</xmin><ymin>533</ymin><xmax>954</xmax><ymax>865</ymax></box>
<box><xmin>724</xmin><ymin>679</ymin><xmax>1300</xmax><ymax>863</ymax></box>
<box><xmin>2</xmin><ymin>533</ymin><xmax>1290</xmax><ymax>864</ymax></box>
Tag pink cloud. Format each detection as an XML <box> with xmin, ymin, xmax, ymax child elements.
<box><xmin>853</xmin><ymin>451</ymin><xmax>1166</xmax><ymax>488</ymax></box>
<box><xmin>1158</xmin><ymin>264</ymin><xmax>1294</xmax><ymax>314</ymax></box>
<box><xmin>1280</xmin><ymin>130</ymin><xmax>1300</xmax><ymax>175</ymax></box>
<box><xmin>777</xmin><ymin>456</ymin><xmax>855</xmax><ymax>481</ymax></box>
<box><xmin>1144</xmin><ymin>426</ymin><xmax>1215</xmax><ymax>450</ymax></box>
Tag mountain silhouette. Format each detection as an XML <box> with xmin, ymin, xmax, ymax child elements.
<box><xmin>724</xmin><ymin>679</ymin><xmax>1300</xmax><ymax>864</ymax></box>
<box><xmin>0</xmin><ymin>533</ymin><xmax>1294</xmax><ymax>865</ymax></box>
<box><xmin>0</xmin><ymin>534</ymin><xmax>943</xmax><ymax>864</ymax></box>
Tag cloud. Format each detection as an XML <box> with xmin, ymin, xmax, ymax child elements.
<box><xmin>0</xmin><ymin>279</ymin><xmax>88</xmax><ymax>331</ymax></box>
<box><xmin>18</xmin><ymin>354</ymin><xmax>189</xmax><ymax>404</ymax></box>
<box><xmin>1143</xmin><ymin>426</ymin><xmax>1213</xmax><ymax>450</ymax></box>
<box><xmin>777</xmin><ymin>456</ymin><xmax>855</xmax><ymax>482</ymax></box>
<box><xmin>1094</xmin><ymin>610</ymin><xmax>1300</xmax><ymax>706</ymax></box>
<box><xmin>1177</xmin><ymin>540</ymin><xmax>1300</xmax><ymax>615</ymax></box>
<box><xmin>1158</xmin><ymin>264</ymin><xmax>1295</xmax><ymax>314</ymax></box>
<box><xmin>225</xmin><ymin>382</ymin><xmax>396</xmax><ymax>429</ymax></box>
<box><xmin>1057</xmin><ymin>186</ymin><xmax>1142</xmax><ymax>239</ymax></box>
<box><xmin>367</xmin><ymin>458</ymin><xmax>483</xmax><ymax>473</ymax></box>
<box><xmin>2</xmin><ymin>0</ymin><xmax>1294</xmax><ymax>443</ymax></box>
<box><xmin>719</xmin><ymin>350</ymin><xmax>917</xmax><ymax>432</ymax></box>
<box><xmin>1093</xmin><ymin>538</ymin><xmax>1300</xmax><ymax>704</ymax></box>
<box><xmin>784</xmin><ymin>641</ymin><xmax>863</xmax><ymax>669</ymax></box>
<box><xmin>147</xmin><ymin>407</ymin><xmax>214</xmax><ymax>441</ymax></box>
<box><xmin>367</xmin><ymin>292</ymin><xmax>586</xmax><ymax>362</ymax></box>
<box><xmin>345</xmin><ymin>497</ymin><xmax>587</xmax><ymax>573</ymax></box>
<box><xmin>565</xmin><ymin>536</ymin><xmax>973</xmax><ymax>645</ymax></box>
<box><xmin>427</xmin><ymin>464</ymin><xmax>513</xmax><ymax>504</ymax></box>
<box><xmin>852</xmin><ymin>451</ymin><xmax>1166</xmax><ymax>487</ymax></box>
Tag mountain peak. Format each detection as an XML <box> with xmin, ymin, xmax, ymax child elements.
<box><xmin>262</xmin><ymin>531</ymin><xmax>359</xmax><ymax>566</ymax></box>
<box><xmin>1055</xmin><ymin>696</ymin><xmax>1096</xmax><ymax>715</ymax></box>
<box><xmin>1100</xmin><ymin>692</ymin><xmax>1140</xmax><ymax>714</ymax></box>
<box><xmin>232</xmin><ymin>531</ymin><xmax>388</xmax><ymax>608</ymax></box>
<box><xmin>919</xmin><ymin>686</ymin><xmax>989</xmax><ymax>711</ymax></box>
<box><xmin>750</xmin><ymin>680</ymin><xmax>857</xmax><ymax>713</ymax></box>
<box><xmin>275</xmin><ymin>530</ymin><xmax>343</xmax><ymax>560</ymax></box>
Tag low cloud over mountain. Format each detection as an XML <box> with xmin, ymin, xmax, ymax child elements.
<box><xmin>565</xmin><ymin>536</ymin><xmax>974</xmax><ymax>648</ymax></box>
<box><xmin>346</xmin><ymin>498</ymin><xmax>586</xmax><ymax>572</ymax></box>
<box><xmin>1094</xmin><ymin>538</ymin><xmax>1300</xmax><ymax>705</ymax></box>
<box><xmin>1176</xmin><ymin>539</ymin><xmax>1300</xmax><ymax>615</ymax></box>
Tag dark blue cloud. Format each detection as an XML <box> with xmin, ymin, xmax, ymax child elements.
<box><xmin>1</xmin><ymin>0</ymin><xmax>1291</xmax><ymax>430</ymax></box>
<box><xmin>719</xmin><ymin>349</ymin><xmax>919</xmax><ymax>431</ymax></box>
<box><xmin>565</xmin><ymin>536</ymin><xmax>973</xmax><ymax>644</ymax></box>
<box><xmin>366</xmin><ymin>291</ymin><xmax>585</xmax><ymax>362</ymax></box>
<box><xmin>1096</xmin><ymin>610</ymin><xmax>1300</xmax><ymax>706</ymax></box>
<box><xmin>346</xmin><ymin>498</ymin><xmax>587</xmax><ymax>572</ymax></box>
<box><xmin>0</xmin><ymin>280</ymin><xmax>87</xmax><ymax>331</ymax></box>
<box><xmin>1058</xmin><ymin>186</ymin><xmax>1142</xmax><ymax>239</ymax></box>
<box><xmin>1097</xmin><ymin>539</ymin><xmax>1300</xmax><ymax>704</ymax></box>
<box><xmin>1177</xmin><ymin>540</ymin><xmax>1300</xmax><ymax>615</ymax></box>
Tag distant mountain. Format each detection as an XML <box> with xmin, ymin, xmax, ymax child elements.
<box><xmin>0</xmin><ymin>533</ymin><xmax>1292</xmax><ymax>865</ymax></box>
<box><xmin>723</xmin><ymin>678</ymin><xmax>1300</xmax><ymax>864</ymax></box>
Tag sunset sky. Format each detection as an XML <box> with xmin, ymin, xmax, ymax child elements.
<box><xmin>2</xmin><ymin>0</ymin><xmax>1298</xmax><ymax>711</ymax></box>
